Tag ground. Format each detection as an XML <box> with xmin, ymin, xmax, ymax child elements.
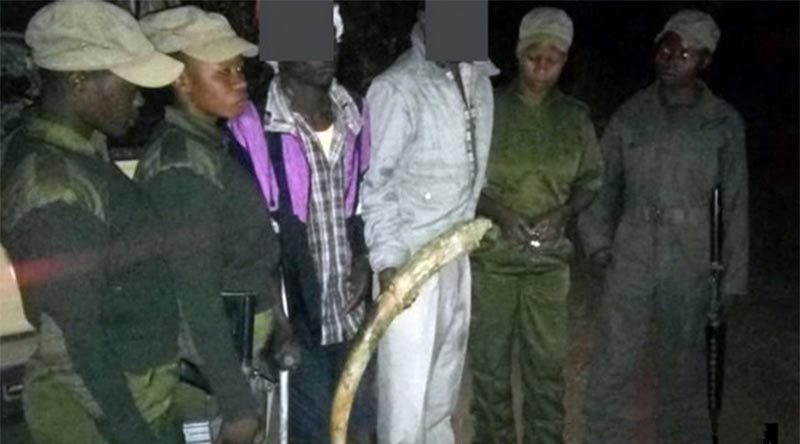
<box><xmin>452</xmin><ymin>171</ymin><xmax>799</xmax><ymax>444</ymax></box>
<box><xmin>2</xmin><ymin>224</ymin><xmax>799</xmax><ymax>444</ymax></box>
<box><xmin>453</xmin><ymin>249</ymin><xmax>799</xmax><ymax>444</ymax></box>
<box><xmin>2</xmin><ymin>179</ymin><xmax>797</xmax><ymax>444</ymax></box>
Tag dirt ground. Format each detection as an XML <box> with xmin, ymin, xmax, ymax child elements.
<box><xmin>453</xmin><ymin>254</ymin><xmax>799</xmax><ymax>444</ymax></box>
<box><xmin>2</xmin><ymin>186</ymin><xmax>798</xmax><ymax>444</ymax></box>
<box><xmin>452</xmin><ymin>177</ymin><xmax>799</xmax><ymax>444</ymax></box>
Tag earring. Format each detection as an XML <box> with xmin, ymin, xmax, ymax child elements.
<box><xmin>70</xmin><ymin>72</ymin><xmax>87</xmax><ymax>91</ymax></box>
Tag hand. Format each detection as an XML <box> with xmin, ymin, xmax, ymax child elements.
<box><xmin>344</xmin><ymin>255</ymin><xmax>372</xmax><ymax>314</ymax></box>
<box><xmin>216</xmin><ymin>413</ymin><xmax>259</xmax><ymax>444</ymax></box>
<box><xmin>262</xmin><ymin>317</ymin><xmax>300</xmax><ymax>371</ymax></box>
<box><xmin>378</xmin><ymin>267</ymin><xmax>398</xmax><ymax>294</ymax></box>
<box><xmin>496</xmin><ymin>207</ymin><xmax>535</xmax><ymax>246</ymax></box>
<box><xmin>530</xmin><ymin>207</ymin><xmax>568</xmax><ymax>242</ymax></box>
<box><xmin>589</xmin><ymin>247</ymin><xmax>612</xmax><ymax>267</ymax></box>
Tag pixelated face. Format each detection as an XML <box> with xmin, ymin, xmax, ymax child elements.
<box><xmin>279</xmin><ymin>43</ymin><xmax>339</xmax><ymax>89</ymax></box>
<box><xmin>81</xmin><ymin>72</ymin><xmax>143</xmax><ymax>137</ymax></box>
<box><xmin>180</xmin><ymin>55</ymin><xmax>249</xmax><ymax>119</ymax></box>
<box><xmin>654</xmin><ymin>31</ymin><xmax>709</xmax><ymax>88</ymax></box>
<box><xmin>519</xmin><ymin>41</ymin><xmax>567</xmax><ymax>96</ymax></box>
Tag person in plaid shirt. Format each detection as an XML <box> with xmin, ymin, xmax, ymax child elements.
<box><xmin>228</xmin><ymin>5</ymin><xmax>375</xmax><ymax>443</ymax></box>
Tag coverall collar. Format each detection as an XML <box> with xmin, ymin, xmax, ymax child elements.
<box><xmin>409</xmin><ymin>20</ymin><xmax>499</xmax><ymax>81</ymax></box>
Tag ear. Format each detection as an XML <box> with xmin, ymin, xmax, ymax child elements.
<box><xmin>173</xmin><ymin>70</ymin><xmax>192</xmax><ymax>96</ymax></box>
<box><xmin>700</xmin><ymin>51</ymin><xmax>713</xmax><ymax>71</ymax></box>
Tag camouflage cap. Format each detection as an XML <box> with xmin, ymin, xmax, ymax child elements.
<box><xmin>25</xmin><ymin>0</ymin><xmax>184</xmax><ymax>88</ymax></box>
<box><xmin>656</xmin><ymin>10</ymin><xmax>720</xmax><ymax>53</ymax></box>
<box><xmin>517</xmin><ymin>7</ymin><xmax>573</xmax><ymax>56</ymax></box>
<box><xmin>140</xmin><ymin>6</ymin><xmax>258</xmax><ymax>63</ymax></box>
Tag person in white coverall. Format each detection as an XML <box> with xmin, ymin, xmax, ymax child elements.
<box><xmin>360</xmin><ymin>12</ymin><xmax>499</xmax><ymax>444</ymax></box>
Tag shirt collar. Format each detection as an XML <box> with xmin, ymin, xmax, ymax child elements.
<box><xmin>24</xmin><ymin>110</ymin><xmax>109</xmax><ymax>161</ymax></box>
<box><xmin>421</xmin><ymin>57</ymin><xmax>499</xmax><ymax>81</ymax></box>
<box><xmin>164</xmin><ymin>106</ymin><xmax>227</xmax><ymax>144</ymax></box>
<box><xmin>513</xmin><ymin>78</ymin><xmax>562</xmax><ymax>109</ymax></box>
<box><xmin>264</xmin><ymin>77</ymin><xmax>362</xmax><ymax>135</ymax></box>
<box><xmin>647</xmin><ymin>80</ymin><xmax>718</xmax><ymax>120</ymax></box>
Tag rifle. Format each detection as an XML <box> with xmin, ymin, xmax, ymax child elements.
<box><xmin>706</xmin><ymin>186</ymin><xmax>726</xmax><ymax>444</ymax></box>
<box><xmin>179</xmin><ymin>292</ymin><xmax>280</xmax><ymax>444</ymax></box>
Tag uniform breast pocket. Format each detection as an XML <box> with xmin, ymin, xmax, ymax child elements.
<box><xmin>620</xmin><ymin>128</ymin><xmax>656</xmax><ymax>179</ymax></box>
<box><xmin>679</xmin><ymin>128</ymin><xmax>724</xmax><ymax>183</ymax></box>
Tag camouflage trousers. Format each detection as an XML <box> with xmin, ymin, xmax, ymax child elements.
<box><xmin>469</xmin><ymin>261</ymin><xmax>570</xmax><ymax>444</ymax></box>
<box><xmin>23</xmin><ymin>360</ymin><xmax>182</xmax><ymax>444</ymax></box>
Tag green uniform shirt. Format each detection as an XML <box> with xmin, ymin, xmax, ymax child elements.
<box><xmin>136</xmin><ymin>106</ymin><xmax>281</xmax><ymax>421</ymax></box>
<box><xmin>473</xmin><ymin>83</ymin><xmax>602</xmax><ymax>273</ymax></box>
<box><xmin>1</xmin><ymin>111</ymin><xmax>178</xmax><ymax>444</ymax></box>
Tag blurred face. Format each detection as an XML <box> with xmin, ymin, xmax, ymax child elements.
<box><xmin>519</xmin><ymin>41</ymin><xmax>567</xmax><ymax>96</ymax></box>
<box><xmin>654</xmin><ymin>31</ymin><xmax>709</xmax><ymax>88</ymax></box>
<box><xmin>280</xmin><ymin>44</ymin><xmax>339</xmax><ymax>88</ymax></box>
<box><xmin>178</xmin><ymin>55</ymin><xmax>248</xmax><ymax>119</ymax></box>
<box><xmin>79</xmin><ymin>72</ymin><xmax>143</xmax><ymax>137</ymax></box>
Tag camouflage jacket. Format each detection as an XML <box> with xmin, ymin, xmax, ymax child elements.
<box><xmin>1</xmin><ymin>111</ymin><xmax>178</xmax><ymax>444</ymax></box>
<box><xmin>135</xmin><ymin>106</ymin><xmax>281</xmax><ymax>421</ymax></box>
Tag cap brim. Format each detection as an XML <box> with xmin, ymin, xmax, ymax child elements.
<box><xmin>110</xmin><ymin>52</ymin><xmax>184</xmax><ymax>88</ymax></box>
<box><xmin>655</xmin><ymin>28</ymin><xmax>711</xmax><ymax>51</ymax></box>
<box><xmin>183</xmin><ymin>36</ymin><xmax>258</xmax><ymax>63</ymax></box>
<box><xmin>516</xmin><ymin>34</ymin><xmax>570</xmax><ymax>56</ymax></box>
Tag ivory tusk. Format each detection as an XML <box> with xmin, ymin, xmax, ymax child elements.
<box><xmin>330</xmin><ymin>218</ymin><xmax>493</xmax><ymax>444</ymax></box>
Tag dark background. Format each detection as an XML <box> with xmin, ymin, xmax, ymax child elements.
<box><xmin>3</xmin><ymin>1</ymin><xmax>797</xmax><ymax>173</ymax></box>
<box><xmin>2</xmin><ymin>1</ymin><xmax>796</xmax><ymax>204</ymax></box>
<box><xmin>1</xmin><ymin>1</ymin><xmax>798</xmax><ymax>441</ymax></box>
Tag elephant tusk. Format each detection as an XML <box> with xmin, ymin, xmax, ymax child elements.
<box><xmin>330</xmin><ymin>218</ymin><xmax>493</xmax><ymax>444</ymax></box>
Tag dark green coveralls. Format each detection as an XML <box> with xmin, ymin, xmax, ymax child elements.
<box><xmin>1</xmin><ymin>111</ymin><xmax>182</xmax><ymax>444</ymax></box>
<box><xmin>470</xmin><ymin>84</ymin><xmax>602</xmax><ymax>444</ymax></box>
<box><xmin>578</xmin><ymin>82</ymin><xmax>748</xmax><ymax>444</ymax></box>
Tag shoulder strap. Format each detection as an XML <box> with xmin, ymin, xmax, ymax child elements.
<box><xmin>344</xmin><ymin>87</ymin><xmax>365</xmax><ymax>215</ymax></box>
<box><xmin>266</xmin><ymin>131</ymin><xmax>292</xmax><ymax>211</ymax></box>
<box><xmin>344</xmin><ymin>86</ymin><xmax>364</xmax><ymax>113</ymax></box>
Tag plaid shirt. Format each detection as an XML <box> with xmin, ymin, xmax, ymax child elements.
<box><xmin>265</xmin><ymin>78</ymin><xmax>365</xmax><ymax>345</ymax></box>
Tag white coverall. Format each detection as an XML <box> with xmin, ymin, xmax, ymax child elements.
<box><xmin>361</xmin><ymin>21</ymin><xmax>499</xmax><ymax>444</ymax></box>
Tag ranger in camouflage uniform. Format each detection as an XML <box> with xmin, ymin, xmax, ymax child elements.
<box><xmin>579</xmin><ymin>10</ymin><xmax>748</xmax><ymax>444</ymax></box>
<box><xmin>470</xmin><ymin>8</ymin><xmax>602</xmax><ymax>444</ymax></box>
<box><xmin>137</xmin><ymin>6</ymin><xmax>297</xmax><ymax>444</ymax></box>
<box><xmin>0</xmin><ymin>2</ymin><xmax>184</xmax><ymax>443</ymax></box>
